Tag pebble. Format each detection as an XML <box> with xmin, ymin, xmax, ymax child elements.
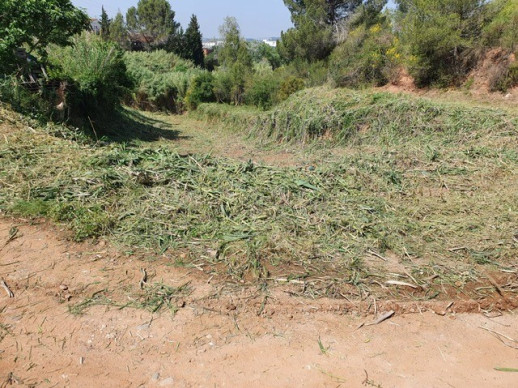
<box><xmin>159</xmin><ymin>377</ymin><xmax>175</xmax><ymax>386</ymax></box>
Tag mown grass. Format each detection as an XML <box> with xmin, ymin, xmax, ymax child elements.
<box><xmin>1</xmin><ymin>87</ymin><xmax>517</xmax><ymax>300</ymax></box>
<box><xmin>68</xmin><ymin>283</ymin><xmax>191</xmax><ymax>316</ymax></box>
<box><xmin>194</xmin><ymin>87</ymin><xmax>518</xmax><ymax>145</ymax></box>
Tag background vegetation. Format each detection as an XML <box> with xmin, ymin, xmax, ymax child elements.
<box><xmin>1</xmin><ymin>0</ymin><xmax>517</xmax><ymax>128</ymax></box>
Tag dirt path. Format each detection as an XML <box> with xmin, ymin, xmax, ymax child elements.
<box><xmin>1</xmin><ymin>219</ymin><xmax>518</xmax><ymax>387</ymax></box>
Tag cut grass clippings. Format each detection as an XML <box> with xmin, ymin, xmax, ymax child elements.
<box><xmin>1</xmin><ymin>87</ymin><xmax>517</xmax><ymax>302</ymax></box>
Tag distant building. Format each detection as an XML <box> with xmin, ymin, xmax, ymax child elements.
<box><xmin>202</xmin><ymin>41</ymin><xmax>224</xmax><ymax>50</ymax></box>
<box><xmin>202</xmin><ymin>48</ymin><xmax>214</xmax><ymax>57</ymax></box>
<box><xmin>90</xmin><ymin>19</ymin><xmax>101</xmax><ymax>34</ymax></box>
<box><xmin>263</xmin><ymin>39</ymin><xmax>277</xmax><ymax>48</ymax></box>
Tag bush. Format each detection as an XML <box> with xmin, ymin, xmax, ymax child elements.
<box><xmin>213</xmin><ymin>70</ymin><xmax>234</xmax><ymax>104</ymax></box>
<box><xmin>245</xmin><ymin>72</ymin><xmax>281</xmax><ymax>110</ymax></box>
<box><xmin>490</xmin><ymin>59</ymin><xmax>518</xmax><ymax>92</ymax></box>
<box><xmin>483</xmin><ymin>0</ymin><xmax>518</xmax><ymax>51</ymax></box>
<box><xmin>185</xmin><ymin>72</ymin><xmax>216</xmax><ymax>110</ymax></box>
<box><xmin>277</xmin><ymin>76</ymin><xmax>305</xmax><ymax>101</ymax></box>
<box><xmin>0</xmin><ymin>76</ymin><xmax>56</xmax><ymax>121</ymax></box>
<box><xmin>123</xmin><ymin>50</ymin><xmax>202</xmax><ymax>112</ymax></box>
<box><xmin>330</xmin><ymin>22</ymin><xmax>399</xmax><ymax>88</ymax></box>
<box><xmin>48</xmin><ymin>33</ymin><xmax>131</xmax><ymax>120</ymax></box>
<box><xmin>397</xmin><ymin>0</ymin><xmax>484</xmax><ymax>87</ymax></box>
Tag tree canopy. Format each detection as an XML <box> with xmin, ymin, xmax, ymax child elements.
<box><xmin>0</xmin><ymin>0</ymin><xmax>89</xmax><ymax>72</ymax></box>
<box><xmin>126</xmin><ymin>0</ymin><xmax>179</xmax><ymax>42</ymax></box>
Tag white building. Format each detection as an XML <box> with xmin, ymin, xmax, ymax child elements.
<box><xmin>263</xmin><ymin>39</ymin><xmax>277</xmax><ymax>47</ymax></box>
<box><xmin>202</xmin><ymin>41</ymin><xmax>224</xmax><ymax>50</ymax></box>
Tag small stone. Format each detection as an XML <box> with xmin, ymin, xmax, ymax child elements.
<box><xmin>226</xmin><ymin>304</ymin><xmax>237</xmax><ymax>311</ymax></box>
<box><xmin>159</xmin><ymin>377</ymin><xmax>175</xmax><ymax>386</ymax></box>
<box><xmin>60</xmin><ymin>284</ymin><xmax>68</xmax><ymax>291</ymax></box>
<box><xmin>151</xmin><ymin>372</ymin><xmax>160</xmax><ymax>381</ymax></box>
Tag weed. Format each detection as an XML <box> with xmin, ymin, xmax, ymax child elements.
<box><xmin>318</xmin><ymin>336</ymin><xmax>330</xmax><ymax>355</ymax></box>
<box><xmin>126</xmin><ymin>282</ymin><xmax>191</xmax><ymax>315</ymax></box>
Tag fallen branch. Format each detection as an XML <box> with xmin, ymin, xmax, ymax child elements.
<box><xmin>1</xmin><ymin>279</ymin><xmax>14</xmax><ymax>298</ymax></box>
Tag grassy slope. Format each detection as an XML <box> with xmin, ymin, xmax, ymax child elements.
<box><xmin>1</xmin><ymin>87</ymin><xmax>517</xmax><ymax>301</ymax></box>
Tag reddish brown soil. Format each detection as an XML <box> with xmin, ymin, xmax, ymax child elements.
<box><xmin>2</xmin><ymin>219</ymin><xmax>518</xmax><ymax>387</ymax></box>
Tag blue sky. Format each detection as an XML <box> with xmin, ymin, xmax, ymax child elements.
<box><xmin>72</xmin><ymin>0</ymin><xmax>293</xmax><ymax>39</ymax></box>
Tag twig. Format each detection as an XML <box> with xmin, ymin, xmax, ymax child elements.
<box><xmin>367</xmin><ymin>250</ymin><xmax>387</xmax><ymax>262</ymax></box>
<box><xmin>358</xmin><ymin>310</ymin><xmax>395</xmax><ymax>329</ymax></box>
<box><xmin>385</xmin><ymin>280</ymin><xmax>418</xmax><ymax>289</ymax></box>
<box><xmin>479</xmin><ymin>326</ymin><xmax>518</xmax><ymax>349</ymax></box>
<box><xmin>1</xmin><ymin>279</ymin><xmax>14</xmax><ymax>298</ymax></box>
<box><xmin>0</xmin><ymin>227</ymin><xmax>19</xmax><ymax>252</ymax></box>
<box><xmin>87</xmin><ymin>116</ymin><xmax>98</xmax><ymax>142</ymax></box>
<box><xmin>485</xmin><ymin>272</ymin><xmax>507</xmax><ymax>299</ymax></box>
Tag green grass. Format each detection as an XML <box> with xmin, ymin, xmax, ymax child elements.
<box><xmin>1</xmin><ymin>87</ymin><xmax>517</xmax><ymax>301</ymax></box>
<box><xmin>68</xmin><ymin>283</ymin><xmax>191</xmax><ymax>316</ymax></box>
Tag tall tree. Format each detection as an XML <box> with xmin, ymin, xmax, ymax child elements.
<box><xmin>279</xmin><ymin>0</ymin><xmax>365</xmax><ymax>62</ymax></box>
<box><xmin>126</xmin><ymin>6</ymin><xmax>138</xmax><ymax>31</ymax></box>
<box><xmin>0</xmin><ymin>0</ymin><xmax>89</xmax><ymax>73</ymax></box>
<box><xmin>137</xmin><ymin>0</ymin><xmax>177</xmax><ymax>41</ymax></box>
<box><xmin>165</xmin><ymin>26</ymin><xmax>186</xmax><ymax>56</ymax></box>
<box><xmin>100</xmin><ymin>6</ymin><xmax>111</xmax><ymax>39</ymax></box>
<box><xmin>218</xmin><ymin>17</ymin><xmax>253</xmax><ymax>105</ymax></box>
<box><xmin>396</xmin><ymin>0</ymin><xmax>487</xmax><ymax>86</ymax></box>
<box><xmin>283</xmin><ymin>0</ymin><xmax>363</xmax><ymax>26</ymax></box>
<box><xmin>184</xmin><ymin>15</ymin><xmax>204</xmax><ymax>67</ymax></box>
<box><xmin>110</xmin><ymin>12</ymin><xmax>130</xmax><ymax>49</ymax></box>
<box><xmin>125</xmin><ymin>0</ymin><xmax>179</xmax><ymax>49</ymax></box>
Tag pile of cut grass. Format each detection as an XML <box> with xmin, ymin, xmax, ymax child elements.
<box><xmin>1</xmin><ymin>100</ymin><xmax>517</xmax><ymax>300</ymax></box>
<box><xmin>194</xmin><ymin>87</ymin><xmax>518</xmax><ymax>145</ymax></box>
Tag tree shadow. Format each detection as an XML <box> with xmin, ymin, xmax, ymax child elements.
<box><xmin>97</xmin><ymin>108</ymin><xmax>191</xmax><ymax>144</ymax></box>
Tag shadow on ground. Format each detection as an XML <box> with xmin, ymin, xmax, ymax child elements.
<box><xmin>99</xmin><ymin>108</ymin><xmax>191</xmax><ymax>144</ymax></box>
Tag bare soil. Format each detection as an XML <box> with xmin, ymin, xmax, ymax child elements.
<box><xmin>2</xmin><ymin>219</ymin><xmax>518</xmax><ymax>387</ymax></box>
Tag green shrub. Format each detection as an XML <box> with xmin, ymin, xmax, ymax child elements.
<box><xmin>277</xmin><ymin>76</ymin><xmax>305</xmax><ymax>101</ymax></box>
<box><xmin>491</xmin><ymin>60</ymin><xmax>518</xmax><ymax>92</ymax></box>
<box><xmin>48</xmin><ymin>33</ymin><xmax>131</xmax><ymax>119</ymax></box>
<box><xmin>330</xmin><ymin>22</ymin><xmax>399</xmax><ymax>88</ymax></box>
<box><xmin>123</xmin><ymin>50</ymin><xmax>202</xmax><ymax>112</ymax></box>
<box><xmin>483</xmin><ymin>0</ymin><xmax>518</xmax><ymax>51</ymax></box>
<box><xmin>245</xmin><ymin>72</ymin><xmax>281</xmax><ymax>110</ymax></box>
<box><xmin>185</xmin><ymin>72</ymin><xmax>216</xmax><ymax>110</ymax></box>
<box><xmin>0</xmin><ymin>76</ymin><xmax>56</xmax><ymax>121</ymax></box>
<box><xmin>213</xmin><ymin>70</ymin><xmax>234</xmax><ymax>104</ymax></box>
<box><xmin>397</xmin><ymin>0</ymin><xmax>484</xmax><ymax>87</ymax></box>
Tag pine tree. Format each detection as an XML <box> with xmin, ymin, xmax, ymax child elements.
<box><xmin>100</xmin><ymin>6</ymin><xmax>111</xmax><ymax>39</ymax></box>
<box><xmin>184</xmin><ymin>15</ymin><xmax>204</xmax><ymax>67</ymax></box>
<box><xmin>110</xmin><ymin>12</ymin><xmax>129</xmax><ymax>49</ymax></box>
<box><xmin>165</xmin><ymin>26</ymin><xmax>186</xmax><ymax>56</ymax></box>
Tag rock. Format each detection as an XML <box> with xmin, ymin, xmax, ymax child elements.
<box><xmin>159</xmin><ymin>377</ymin><xmax>174</xmax><ymax>386</ymax></box>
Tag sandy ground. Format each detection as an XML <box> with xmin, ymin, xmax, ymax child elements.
<box><xmin>1</xmin><ymin>218</ymin><xmax>518</xmax><ymax>388</ymax></box>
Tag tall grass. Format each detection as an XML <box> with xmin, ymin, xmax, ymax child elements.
<box><xmin>48</xmin><ymin>33</ymin><xmax>131</xmax><ymax>118</ymax></box>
